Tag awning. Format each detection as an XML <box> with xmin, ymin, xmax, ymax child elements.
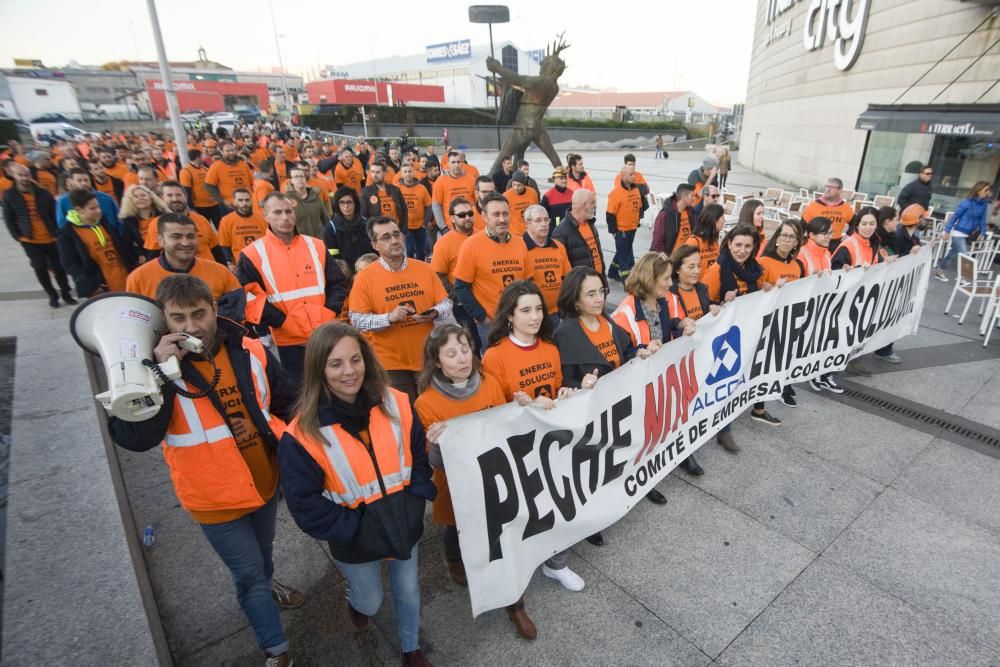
<box><xmin>856</xmin><ymin>104</ymin><xmax>1000</xmax><ymax>139</ymax></box>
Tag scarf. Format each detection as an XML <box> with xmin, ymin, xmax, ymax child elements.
<box><xmin>317</xmin><ymin>390</ymin><xmax>382</xmax><ymax>444</ymax></box>
<box><xmin>430</xmin><ymin>369</ymin><xmax>482</xmax><ymax>401</ymax></box>
<box><xmin>717</xmin><ymin>245</ymin><xmax>762</xmax><ymax>296</ymax></box>
<box><xmin>67</xmin><ymin>209</ymin><xmax>107</xmax><ymax>247</ymax></box>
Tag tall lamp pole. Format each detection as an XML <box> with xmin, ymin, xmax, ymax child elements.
<box><xmin>268</xmin><ymin>0</ymin><xmax>291</xmax><ymax>114</ymax></box>
<box><xmin>469</xmin><ymin>5</ymin><xmax>509</xmax><ymax>152</ymax></box>
<box><xmin>145</xmin><ymin>0</ymin><xmax>188</xmax><ymax>167</ymax></box>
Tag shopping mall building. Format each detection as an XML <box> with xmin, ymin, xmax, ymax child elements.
<box><xmin>740</xmin><ymin>0</ymin><xmax>999</xmax><ymax>211</ymax></box>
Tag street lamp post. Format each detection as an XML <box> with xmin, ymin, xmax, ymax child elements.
<box><xmin>145</xmin><ymin>0</ymin><xmax>188</xmax><ymax>167</ymax></box>
<box><xmin>267</xmin><ymin>0</ymin><xmax>291</xmax><ymax>115</ymax></box>
<box><xmin>469</xmin><ymin>5</ymin><xmax>510</xmax><ymax>152</ymax></box>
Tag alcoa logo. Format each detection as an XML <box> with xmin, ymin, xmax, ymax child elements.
<box><xmin>706</xmin><ymin>326</ymin><xmax>741</xmax><ymax>385</ymax></box>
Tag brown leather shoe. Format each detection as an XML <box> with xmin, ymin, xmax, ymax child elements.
<box><xmin>401</xmin><ymin>648</ymin><xmax>434</xmax><ymax>666</ymax></box>
<box><xmin>271</xmin><ymin>581</ymin><xmax>305</xmax><ymax>609</ymax></box>
<box><xmin>347</xmin><ymin>600</ymin><xmax>370</xmax><ymax>629</ymax></box>
<box><xmin>264</xmin><ymin>652</ymin><xmax>293</xmax><ymax>667</ymax></box>
<box><xmin>505</xmin><ymin>598</ymin><xmax>537</xmax><ymax>640</ymax></box>
<box><xmin>447</xmin><ymin>559</ymin><xmax>468</xmax><ymax>586</ymax></box>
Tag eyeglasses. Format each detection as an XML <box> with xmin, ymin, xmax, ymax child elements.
<box><xmin>375</xmin><ymin>231</ymin><xmax>403</xmax><ymax>243</ymax></box>
<box><xmin>813</xmin><ymin>230</ymin><xmax>832</xmax><ymax>236</ymax></box>
<box><xmin>776</xmin><ymin>233</ymin><xmax>798</xmax><ymax>241</ymax></box>
<box><xmin>583</xmin><ymin>288</ymin><xmax>610</xmax><ymax>298</ymax></box>
<box><xmin>707</xmin><ymin>193</ymin><xmax>720</xmax><ymax>198</ymax></box>
<box><xmin>453</xmin><ymin>211</ymin><xmax>474</xmax><ymax>218</ymax></box>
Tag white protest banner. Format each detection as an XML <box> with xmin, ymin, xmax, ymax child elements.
<box><xmin>439</xmin><ymin>248</ymin><xmax>932</xmax><ymax>615</ymax></box>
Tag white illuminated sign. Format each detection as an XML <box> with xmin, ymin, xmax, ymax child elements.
<box><xmin>765</xmin><ymin>0</ymin><xmax>870</xmax><ymax>72</ymax></box>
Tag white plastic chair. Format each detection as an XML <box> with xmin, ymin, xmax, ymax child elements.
<box><xmin>979</xmin><ymin>277</ymin><xmax>1000</xmax><ymax>346</ymax></box>
<box><xmin>945</xmin><ymin>253</ymin><xmax>995</xmax><ymax>324</ymax></box>
<box><xmin>873</xmin><ymin>194</ymin><xmax>895</xmax><ymax>208</ymax></box>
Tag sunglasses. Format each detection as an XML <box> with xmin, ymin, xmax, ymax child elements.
<box><xmin>453</xmin><ymin>211</ymin><xmax>474</xmax><ymax>218</ymax></box>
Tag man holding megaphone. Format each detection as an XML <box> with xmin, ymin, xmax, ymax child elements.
<box><xmin>108</xmin><ymin>274</ymin><xmax>302</xmax><ymax>667</ymax></box>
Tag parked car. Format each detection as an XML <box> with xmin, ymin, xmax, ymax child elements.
<box><xmin>29</xmin><ymin>121</ymin><xmax>97</xmax><ymax>142</ymax></box>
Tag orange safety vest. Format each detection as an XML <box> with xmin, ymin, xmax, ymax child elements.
<box><xmin>162</xmin><ymin>338</ymin><xmax>286</xmax><ymax>513</ymax></box>
<box><xmin>799</xmin><ymin>240</ymin><xmax>831</xmax><ymax>275</ymax></box>
<box><xmin>839</xmin><ymin>235</ymin><xmax>881</xmax><ymax>267</ymax></box>
<box><xmin>611</xmin><ymin>293</ymin><xmax>682</xmax><ymax>346</ymax></box>
<box><xmin>241</xmin><ymin>231</ymin><xmax>333</xmax><ymax>346</ymax></box>
<box><xmin>286</xmin><ymin>388</ymin><xmax>413</xmax><ymax>509</ymax></box>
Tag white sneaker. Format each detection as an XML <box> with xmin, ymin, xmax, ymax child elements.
<box><xmin>542</xmin><ymin>565</ymin><xmax>585</xmax><ymax>592</ymax></box>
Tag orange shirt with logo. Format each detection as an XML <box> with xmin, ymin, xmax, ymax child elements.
<box><xmin>503</xmin><ymin>187</ymin><xmax>540</xmax><ymax>237</ymax></box>
<box><xmin>18</xmin><ymin>192</ymin><xmax>55</xmax><ymax>244</ymax></box>
<box><xmin>606</xmin><ymin>184</ymin><xmax>643</xmax><ymax>233</ymax></box>
<box><xmin>577</xmin><ymin>221</ymin><xmax>604</xmax><ymax>274</ymax></box>
<box><xmin>453</xmin><ymin>233</ymin><xmax>529</xmax><ymax>319</ymax></box>
<box><xmin>482</xmin><ymin>337</ymin><xmax>563</xmax><ymax>400</ymax></box>
<box><xmin>348</xmin><ymin>259</ymin><xmax>448</xmax><ymax>371</ymax></box>
<box><xmin>583</xmin><ymin>318</ymin><xmax>621</xmax><ymax>368</ymax></box>
<box><xmin>398</xmin><ymin>181</ymin><xmax>432</xmax><ymax>231</ymax></box>
<box><xmin>675</xmin><ymin>286</ymin><xmax>706</xmax><ymax>320</ymax></box>
<box><xmin>802</xmin><ymin>200</ymin><xmax>856</xmax><ymax>240</ymax></box>
<box><xmin>188</xmin><ymin>345</ymin><xmax>278</xmax><ymax>524</ymax></box>
<box><xmin>180</xmin><ymin>164</ymin><xmax>216</xmax><ymax>208</ymax></box>
<box><xmin>205</xmin><ymin>160</ymin><xmax>254</xmax><ymax>203</ymax></box>
<box><xmin>702</xmin><ymin>263</ymin><xmax>763</xmax><ymax>303</ymax></box>
<box><xmin>526</xmin><ymin>239</ymin><xmax>571</xmax><ymax>314</ymax></box>
<box><xmin>432</xmin><ymin>173</ymin><xmax>477</xmax><ymax>228</ymax></box>
<box><xmin>125</xmin><ymin>256</ymin><xmax>239</xmax><ymax>300</ymax></box>
<box><xmin>758</xmin><ymin>256</ymin><xmax>803</xmax><ymax>284</ymax></box>
<box><xmin>684</xmin><ymin>237</ymin><xmax>720</xmax><ymax>279</ymax></box>
<box><xmin>93</xmin><ymin>177</ymin><xmax>118</xmax><ymax>203</ymax></box>
<box><xmin>368</xmin><ymin>187</ymin><xmax>401</xmax><ymax>223</ymax></box>
<box><xmin>218</xmin><ymin>211</ymin><xmax>269</xmax><ymax>260</ymax></box>
<box><xmin>143</xmin><ymin>211</ymin><xmax>219</xmax><ymax>261</ymax></box>
<box><xmin>334</xmin><ymin>161</ymin><xmax>364</xmax><ymax>196</ymax></box>
<box><xmin>74</xmin><ymin>224</ymin><xmax>129</xmax><ymax>292</ymax></box>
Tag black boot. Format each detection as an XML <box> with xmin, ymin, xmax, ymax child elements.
<box><xmin>680</xmin><ymin>455</ymin><xmax>704</xmax><ymax>476</ymax></box>
<box><xmin>48</xmin><ymin>293</ymin><xmax>60</xmax><ymax>309</ymax></box>
<box><xmin>61</xmin><ymin>290</ymin><xmax>78</xmax><ymax>305</ymax></box>
<box><xmin>646</xmin><ymin>488</ymin><xmax>668</xmax><ymax>505</ymax></box>
<box><xmin>585</xmin><ymin>532</ymin><xmax>605</xmax><ymax>547</ymax></box>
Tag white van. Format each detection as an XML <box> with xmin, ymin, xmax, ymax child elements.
<box><xmin>29</xmin><ymin>121</ymin><xmax>96</xmax><ymax>142</ymax></box>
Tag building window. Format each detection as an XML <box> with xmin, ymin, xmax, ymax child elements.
<box><xmin>35</xmin><ymin>89</ymin><xmax>48</xmax><ymax>96</ymax></box>
<box><xmin>501</xmin><ymin>45</ymin><xmax>518</xmax><ymax>73</ymax></box>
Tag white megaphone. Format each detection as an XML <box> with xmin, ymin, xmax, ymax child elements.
<box><xmin>69</xmin><ymin>293</ymin><xmax>187</xmax><ymax>422</ymax></box>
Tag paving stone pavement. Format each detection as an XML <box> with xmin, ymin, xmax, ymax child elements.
<box><xmin>3</xmin><ymin>150</ymin><xmax>1000</xmax><ymax>666</ymax></box>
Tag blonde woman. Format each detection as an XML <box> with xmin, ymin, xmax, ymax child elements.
<box><xmin>119</xmin><ymin>184</ymin><xmax>167</xmax><ymax>260</ymax></box>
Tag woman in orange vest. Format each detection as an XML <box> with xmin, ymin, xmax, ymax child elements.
<box><xmin>685</xmin><ymin>203</ymin><xmax>726</xmax><ymax>278</ymax></box>
<box><xmin>279</xmin><ymin>323</ymin><xmax>436</xmax><ymax>667</ymax></box>
<box><xmin>612</xmin><ymin>252</ymin><xmax>704</xmax><ymax>477</ymax></box>
<box><xmin>481</xmin><ymin>281</ymin><xmax>589</xmax><ymax>595</ymax></box>
<box><xmin>797</xmin><ymin>217</ymin><xmax>849</xmax><ymax>394</ymax></box>
<box><xmin>758</xmin><ymin>220</ymin><xmax>807</xmax><ymax>408</ymax></box>
<box><xmin>414</xmin><ymin>322</ymin><xmax>539</xmax><ymax>640</ymax></box>
<box><xmin>704</xmin><ymin>224</ymin><xmax>783</xmax><ymax>436</ymax></box>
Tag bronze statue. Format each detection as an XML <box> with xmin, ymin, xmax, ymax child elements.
<box><xmin>485</xmin><ymin>34</ymin><xmax>570</xmax><ymax>175</ymax></box>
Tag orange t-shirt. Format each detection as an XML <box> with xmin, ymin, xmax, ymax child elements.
<box><xmin>35</xmin><ymin>170</ymin><xmax>59</xmax><ymax>197</ymax></box>
<box><xmin>429</xmin><ymin>229</ymin><xmax>471</xmax><ymax>285</ymax></box>
<box><xmin>802</xmin><ymin>199</ymin><xmax>856</xmax><ymax>240</ymax></box>
<box><xmin>0</xmin><ymin>175</ymin><xmax>14</xmax><ymax>198</ymax></box>
<box><xmin>482</xmin><ymin>337</ymin><xmax>563</xmax><ymax>400</ymax></box>
<box><xmin>74</xmin><ymin>224</ymin><xmax>129</xmax><ymax>292</ymax></box>
<box><xmin>367</xmin><ymin>186</ymin><xmax>401</xmax><ymax>223</ymax></box>
<box><xmin>577</xmin><ymin>221</ymin><xmax>604</xmax><ymax>274</ymax></box>
<box><xmin>93</xmin><ymin>177</ymin><xmax>118</xmax><ymax>203</ymax></box>
<box><xmin>702</xmin><ymin>262</ymin><xmax>762</xmax><ymax>303</ymax></box>
<box><xmin>472</xmin><ymin>206</ymin><xmax>487</xmax><ymax>233</ymax></box>
<box><xmin>205</xmin><ymin>160</ymin><xmax>254</xmax><ymax>203</ymax></box>
<box><xmin>758</xmin><ymin>255</ymin><xmax>803</xmax><ymax>284</ymax></box>
<box><xmin>453</xmin><ymin>233</ymin><xmax>529</xmax><ymax>319</ymax></box>
<box><xmin>674</xmin><ymin>209</ymin><xmax>692</xmax><ymax>251</ymax></box>
<box><xmin>252</xmin><ymin>178</ymin><xmax>275</xmax><ymax>214</ymax></box>
<box><xmin>432</xmin><ymin>173</ymin><xmax>477</xmax><ymax>228</ymax></box>
<box><xmin>122</xmin><ymin>172</ymin><xmax>140</xmax><ymax>188</ymax></box>
<box><xmin>348</xmin><ymin>259</ymin><xmax>448</xmax><ymax>371</ymax></box>
<box><xmin>187</xmin><ymin>345</ymin><xmax>278</xmax><ymax>524</ymax></box>
<box><xmin>684</xmin><ymin>237</ymin><xmax>720</xmax><ymax>279</ymax></box>
<box><xmin>18</xmin><ymin>192</ymin><xmax>55</xmax><ymax>244</ymax></box>
<box><xmin>144</xmin><ymin>211</ymin><xmax>219</xmax><ymax>261</ymax></box>
<box><xmin>606</xmin><ymin>184</ymin><xmax>643</xmax><ymax>233</ymax></box>
<box><xmin>125</xmin><ymin>256</ymin><xmax>239</xmax><ymax>300</ymax></box>
<box><xmin>180</xmin><ymin>164</ymin><xmax>216</xmax><ymax>208</ymax></box>
<box><xmin>398</xmin><ymin>181</ymin><xmax>432</xmax><ymax>231</ymax></box>
<box><xmin>334</xmin><ymin>161</ymin><xmax>364</xmax><ymax>196</ymax></box>
<box><xmin>218</xmin><ymin>211</ymin><xmax>269</xmax><ymax>260</ymax></box>
<box><xmin>675</xmin><ymin>286</ymin><xmax>707</xmax><ymax>320</ymax></box>
<box><xmin>503</xmin><ymin>187</ymin><xmax>540</xmax><ymax>237</ymax></box>
<box><xmin>582</xmin><ymin>318</ymin><xmax>621</xmax><ymax>368</ymax></box>
<box><xmin>526</xmin><ymin>239</ymin><xmax>571</xmax><ymax>314</ymax></box>
<box><xmin>102</xmin><ymin>161</ymin><xmax>130</xmax><ymax>183</ymax></box>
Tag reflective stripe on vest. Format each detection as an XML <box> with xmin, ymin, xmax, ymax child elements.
<box><xmin>613</xmin><ymin>297</ymin><xmax>644</xmax><ymax>344</ymax></box>
<box><xmin>842</xmin><ymin>235</ymin><xmax>873</xmax><ymax>267</ymax></box>
<box><xmin>164</xmin><ymin>376</ymin><xmax>235</xmax><ymax>448</ymax></box>
<box><xmin>251</xmin><ymin>236</ymin><xmax>325</xmax><ymax>303</ymax></box>
<box><xmin>248</xmin><ymin>351</ymin><xmax>272</xmax><ymax>422</ymax></box>
<box><xmin>315</xmin><ymin>392</ymin><xmax>410</xmax><ymax>507</ymax></box>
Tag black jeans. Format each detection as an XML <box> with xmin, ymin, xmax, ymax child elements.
<box><xmin>21</xmin><ymin>241</ymin><xmax>71</xmax><ymax>296</ymax></box>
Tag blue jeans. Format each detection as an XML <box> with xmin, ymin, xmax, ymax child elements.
<box><xmin>611</xmin><ymin>229</ymin><xmax>636</xmax><ymax>278</ymax></box>
<box><xmin>405</xmin><ymin>227</ymin><xmax>428</xmax><ymax>261</ymax></box>
<box><xmin>938</xmin><ymin>235</ymin><xmax>967</xmax><ymax>272</ymax></box>
<box><xmin>199</xmin><ymin>494</ymin><xmax>287</xmax><ymax>656</ymax></box>
<box><xmin>335</xmin><ymin>544</ymin><xmax>421</xmax><ymax>652</ymax></box>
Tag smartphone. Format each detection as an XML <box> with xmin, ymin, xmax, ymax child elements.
<box><xmin>418</xmin><ymin>308</ymin><xmax>437</xmax><ymax>317</ymax></box>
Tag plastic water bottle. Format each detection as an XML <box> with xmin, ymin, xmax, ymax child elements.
<box><xmin>143</xmin><ymin>526</ymin><xmax>156</xmax><ymax>547</ymax></box>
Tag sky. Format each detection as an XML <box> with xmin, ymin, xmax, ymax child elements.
<box><xmin>0</xmin><ymin>0</ymin><xmax>757</xmax><ymax>106</ymax></box>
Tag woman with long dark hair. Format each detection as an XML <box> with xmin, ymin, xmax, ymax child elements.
<box><xmin>703</xmin><ymin>224</ymin><xmax>782</xmax><ymax>433</ymax></box>
<box><xmin>737</xmin><ymin>198</ymin><xmax>765</xmax><ymax>253</ymax></box>
<box><xmin>413</xmin><ymin>323</ymin><xmax>540</xmax><ymax>640</ymax></box>
<box><xmin>279</xmin><ymin>323</ymin><xmax>436</xmax><ymax>666</ymax></box>
<box><xmin>684</xmin><ymin>203</ymin><xmax>726</xmax><ymax>278</ymax></box>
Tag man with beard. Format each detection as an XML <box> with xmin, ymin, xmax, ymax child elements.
<box><xmin>542</xmin><ymin>165</ymin><xmax>573</xmax><ymax>232</ymax></box>
<box><xmin>472</xmin><ymin>176</ymin><xmax>496</xmax><ymax>233</ymax></box>
<box><xmin>565</xmin><ymin>153</ymin><xmax>596</xmax><ymax>194</ymax></box>
<box><xmin>431</xmin><ymin>196</ymin><xmax>480</xmax><ymax>351</ymax></box>
<box><xmin>96</xmin><ymin>145</ymin><xmax>130</xmax><ymax>182</ymax></box>
<box><xmin>143</xmin><ymin>181</ymin><xmax>225</xmax><ymax>264</ymax></box>
<box><xmin>359</xmin><ymin>161</ymin><xmax>407</xmax><ymax>228</ymax></box>
<box><xmin>218</xmin><ymin>188</ymin><xmax>268</xmax><ymax>269</ymax></box>
<box><xmin>127</xmin><ymin>211</ymin><xmax>239</xmax><ymax>300</ymax></box>
<box><xmin>205</xmin><ymin>141</ymin><xmax>254</xmax><ymax>213</ymax></box>
<box><xmin>88</xmin><ymin>159</ymin><xmax>125</xmax><ymax>204</ymax></box>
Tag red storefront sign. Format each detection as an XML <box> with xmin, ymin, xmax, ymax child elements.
<box><xmin>145</xmin><ymin>80</ymin><xmax>270</xmax><ymax>118</ymax></box>
<box><xmin>306</xmin><ymin>79</ymin><xmax>445</xmax><ymax>105</ymax></box>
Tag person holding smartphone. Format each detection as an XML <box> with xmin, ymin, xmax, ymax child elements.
<box><xmin>349</xmin><ymin>216</ymin><xmax>452</xmax><ymax>405</ymax></box>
